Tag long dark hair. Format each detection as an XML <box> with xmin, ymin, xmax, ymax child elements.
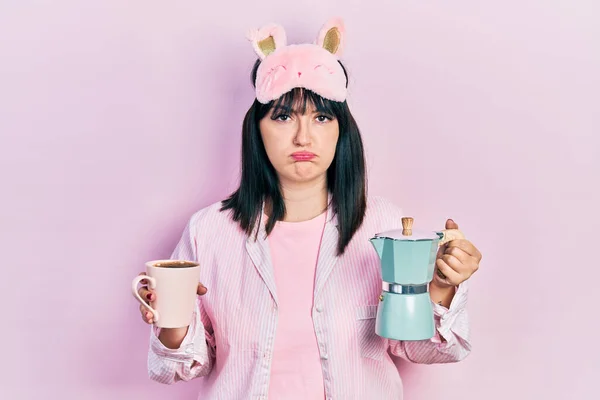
<box><xmin>220</xmin><ymin>59</ymin><xmax>367</xmax><ymax>255</ymax></box>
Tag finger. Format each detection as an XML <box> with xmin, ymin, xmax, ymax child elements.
<box><xmin>441</xmin><ymin>253</ymin><xmax>464</xmax><ymax>273</ymax></box>
<box><xmin>137</xmin><ymin>272</ymin><xmax>149</xmax><ymax>286</ymax></box>
<box><xmin>197</xmin><ymin>282</ymin><xmax>208</xmax><ymax>296</ymax></box>
<box><xmin>445</xmin><ymin>218</ymin><xmax>459</xmax><ymax>230</ymax></box>
<box><xmin>436</xmin><ymin>267</ymin><xmax>448</xmax><ymax>280</ymax></box>
<box><xmin>446</xmin><ymin>239</ymin><xmax>480</xmax><ymax>259</ymax></box>
<box><xmin>444</xmin><ymin>245</ymin><xmax>471</xmax><ymax>264</ymax></box>
<box><xmin>444</xmin><ymin>251</ymin><xmax>480</xmax><ymax>277</ymax></box>
<box><xmin>435</xmin><ymin>258</ymin><xmax>462</xmax><ymax>286</ymax></box>
<box><xmin>138</xmin><ymin>287</ymin><xmax>155</xmax><ymax>302</ymax></box>
<box><xmin>139</xmin><ymin>304</ymin><xmax>154</xmax><ymax>324</ymax></box>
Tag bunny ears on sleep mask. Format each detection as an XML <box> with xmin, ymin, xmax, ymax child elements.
<box><xmin>246</xmin><ymin>18</ymin><xmax>347</xmax><ymax>104</ymax></box>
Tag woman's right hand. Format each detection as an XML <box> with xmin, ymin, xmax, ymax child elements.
<box><xmin>137</xmin><ymin>272</ymin><xmax>208</xmax><ymax>349</ymax></box>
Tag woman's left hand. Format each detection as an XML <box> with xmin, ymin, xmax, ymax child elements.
<box><xmin>432</xmin><ymin>219</ymin><xmax>482</xmax><ymax>288</ymax></box>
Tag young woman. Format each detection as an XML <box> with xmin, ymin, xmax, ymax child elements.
<box><xmin>136</xmin><ymin>18</ymin><xmax>482</xmax><ymax>400</ymax></box>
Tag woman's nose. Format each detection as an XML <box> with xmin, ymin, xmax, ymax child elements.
<box><xmin>294</xmin><ymin>119</ymin><xmax>311</xmax><ymax>146</ymax></box>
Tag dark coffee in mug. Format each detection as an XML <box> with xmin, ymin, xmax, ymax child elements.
<box><xmin>152</xmin><ymin>260</ymin><xmax>199</xmax><ymax>268</ymax></box>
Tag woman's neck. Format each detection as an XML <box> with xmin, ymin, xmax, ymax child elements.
<box><xmin>275</xmin><ymin>176</ymin><xmax>329</xmax><ymax>222</ymax></box>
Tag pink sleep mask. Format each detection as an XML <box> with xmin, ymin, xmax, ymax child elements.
<box><xmin>246</xmin><ymin>18</ymin><xmax>347</xmax><ymax>104</ymax></box>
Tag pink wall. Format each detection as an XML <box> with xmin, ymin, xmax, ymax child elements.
<box><xmin>1</xmin><ymin>1</ymin><xmax>598</xmax><ymax>399</ymax></box>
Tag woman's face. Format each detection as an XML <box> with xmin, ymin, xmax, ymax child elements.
<box><xmin>259</xmin><ymin>101</ymin><xmax>339</xmax><ymax>185</ymax></box>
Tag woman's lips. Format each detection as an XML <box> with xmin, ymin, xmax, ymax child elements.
<box><xmin>291</xmin><ymin>151</ymin><xmax>316</xmax><ymax>161</ymax></box>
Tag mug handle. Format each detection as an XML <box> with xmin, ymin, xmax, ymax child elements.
<box><xmin>131</xmin><ymin>275</ymin><xmax>160</xmax><ymax>323</ymax></box>
<box><xmin>438</xmin><ymin>228</ymin><xmax>465</xmax><ymax>246</ymax></box>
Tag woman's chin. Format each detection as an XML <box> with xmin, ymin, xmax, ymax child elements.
<box><xmin>281</xmin><ymin>165</ymin><xmax>326</xmax><ymax>183</ymax></box>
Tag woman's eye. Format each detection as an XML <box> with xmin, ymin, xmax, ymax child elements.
<box><xmin>316</xmin><ymin>115</ymin><xmax>332</xmax><ymax>122</ymax></box>
<box><xmin>274</xmin><ymin>114</ymin><xmax>290</xmax><ymax>121</ymax></box>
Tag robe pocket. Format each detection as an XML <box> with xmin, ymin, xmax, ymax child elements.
<box><xmin>356</xmin><ymin>305</ymin><xmax>386</xmax><ymax>361</ymax></box>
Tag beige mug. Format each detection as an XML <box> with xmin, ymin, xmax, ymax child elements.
<box><xmin>131</xmin><ymin>260</ymin><xmax>201</xmax><ymax>328</ymax></box>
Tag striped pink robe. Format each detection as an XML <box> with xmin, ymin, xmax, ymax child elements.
<box><xmin>148</xmin><ymin>195</ymin><xmax>471</xmax><ymax>399</ymax></box>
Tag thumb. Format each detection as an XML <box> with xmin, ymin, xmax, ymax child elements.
<box><xmin>445</xmin><ymin>218</ymin><xmax>459</xmax><ymax>230</ymax></box>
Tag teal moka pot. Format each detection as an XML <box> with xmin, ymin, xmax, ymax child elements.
<box><xmin>369</xmin><ymin>217</ymin><xmax>442</xmax><ymax>341</ymax></box>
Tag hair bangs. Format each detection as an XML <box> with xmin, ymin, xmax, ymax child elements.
<box><xmin>270</xmin><ymin>88</ymin><xmax>338</xmax><ymax>117</ymax></box>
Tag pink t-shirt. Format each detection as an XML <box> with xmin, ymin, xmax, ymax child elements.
<box><xmin>266</xmin><ymin>211</ymin><xmax>327</xmax><ymax>399</ymax></box>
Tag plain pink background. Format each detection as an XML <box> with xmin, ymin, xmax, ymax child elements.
<box><xmin>1</xmin><ymin>1</ymin><xmax>598</xmax><ymax>399</ymax></box>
